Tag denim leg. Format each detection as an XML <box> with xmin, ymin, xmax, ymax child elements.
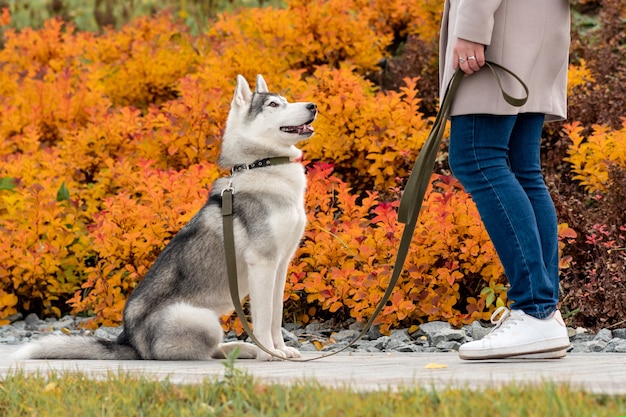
<box><xmin>448</xmin><ymin>114</ymin><xmax>558</xmax><ymax>318</ymax></box>
<box><xmin>507</xmin><ymin>114</ymin><xmax>560</xmax><ymax>307</ymax></box>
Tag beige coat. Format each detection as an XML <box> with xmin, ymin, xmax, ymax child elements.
<box><xmin>439</xmin><ymin>0</ymin><xmax>570</xmax><ymax>121</ymax></box>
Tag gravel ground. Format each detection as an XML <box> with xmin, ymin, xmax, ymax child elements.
<box><xmin>2</xmin><ymin>313</ymin><xmax>626</xmax><ymax>354</ymax></box>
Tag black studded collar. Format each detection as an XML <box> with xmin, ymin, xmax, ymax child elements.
<box><xmin>231</xmin><ymin>157</ymin><xmax>291</xmax><ymax>174</ymax></box>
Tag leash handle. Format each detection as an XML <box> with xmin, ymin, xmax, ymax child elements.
<box><xmin>222</xmin><ymin>61</ymin><xmax>528</xmax><ymax>362</ymax></box>
<box><xmin>398</xmin><ymin>61</ymin><xmax>528</xmax><ymax>225</ymax></box>
<box><xmin>483</xmin><ymin>61</ymin><xmax>529</xmax><ymax>107</ymax></box>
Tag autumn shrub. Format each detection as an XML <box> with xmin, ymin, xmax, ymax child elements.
<box><xmin>365</xmin><ymin>0</ymin><xmax>442</xmax><ymax>115</ymax></box>
<box><xmin>284</xmin><ymin>164</ymin><xmax>504</xmax><ymax>333</ymax></box>
<box><xmin>0</xmin><ymin>10</ymin><xmax>226</xmax><ymax>324</ymax></box>
<box><xmin>132</xmin><ymin>76</ymin><xmax>228</xmax><ymax>170</ymax></box>
<box><xmin>553</xmin><ymin>119</ymin><xmax>626</xmax><ymax>328</ymax></box>
<box><xmin>284</xmin><ymin>164</ymin><xmax>579</xmax><ymax>333</ymax></box>
<box><xmin>201</xmin><ymin>0</ymin><xmax>391</xmax><ymax>79</ymax></box>
<box><xmin>377</xmin><ymin>34</ymin><xmax>441</xmax><ymax>118</ymax></box>
<box><xmin>542</xmin><ymin>0</ymin><xmax>624</xmax><ymax>177</ymax></box>
<box><xmin>86</xmin><ymin>15</ymin><xmax>200</xmax><ymax>108</ymax></box>
<box><xmin>565</xmin><ymin>120</ymin><xmax>626</xmax><ymax>193</ymax></box>
<box><xmin>68</xmin><ymin>162</ymin><xmax>220</xmax><ymax>327</ymax></box>
<box><xmin>299</xmin><ymin>66</ymin><xmax>433</xmax><ymax>193</ymax></box>
<box><xmin>556</xmin><ymin>38</ymin><xmax>626</xmax><ymax>328</ymax></box>
<box><xmin>0</xmin><ymin>0</ymin><xmax>623</xmax><ymax>332</ymax></box>
<box><xmin>553</xmin><ymin>166</ymin><xmax>626</xmax><ymax>329</ymax></box>
<box><xmin>0</xmin><ymin>174</ymin><xmax>91</xmax><ymax>324</ymax></box>
<box><xmin>567</xmin><ymin>0</ymin><xmax>626</xmax><ymax>132</ymax></box>
<box><xmin>0</xmin><ymin>12</ymin><xmax>202</xmax><ymax>111</ymax></box>
<box><xmin>0</xmin><ymin>22</ymin><xmax>100</xmax><ymax>149</ymax></box>
<box><xmin>360</xmin><ymin>0</ymin><xmax>442</xmax><ymax>44</ymax></box>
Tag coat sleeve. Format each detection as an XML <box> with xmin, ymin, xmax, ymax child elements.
<box><xmin>455</xmin><ymin>0</ymin><xmax>503</xmax><ymax>45</ymax></box>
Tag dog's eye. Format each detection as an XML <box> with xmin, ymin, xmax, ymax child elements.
<box><xmin>268</xmin><ymin>101</ymin><xmax>279</xmax><ymax>108</ymax></box>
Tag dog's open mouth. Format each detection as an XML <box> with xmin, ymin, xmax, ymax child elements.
<box><xmin>280</xmin><ymin>120</ymin><xmax>315</xmax><ymax>135</ymax></box>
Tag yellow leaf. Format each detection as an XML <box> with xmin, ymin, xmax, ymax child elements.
<box><xmin>424</xmin><ymin>363</ymin><xmax>448</xmax><ymax>369</ymax></box>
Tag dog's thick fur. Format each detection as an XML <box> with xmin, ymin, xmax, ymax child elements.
<box><xmin>13</xmin><ymin>75</ymin><xmax>316</xmax><ymax>361</ymax></box>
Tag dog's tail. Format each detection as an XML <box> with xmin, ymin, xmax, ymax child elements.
<box><xmin>11</xmin><ymin>335</ymin><xmax>140</xmax><ymax>360</ymax></box>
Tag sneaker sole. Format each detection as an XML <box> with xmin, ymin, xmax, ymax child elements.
<box><xmin>508</xmin><ymin>348</ymin><xmax>568</xmax><ymax>359</ymax></box>
<box><xmin>459</xmin><ymin>344</ymin><xmax>570</xmax><ymax>360</ymax></box>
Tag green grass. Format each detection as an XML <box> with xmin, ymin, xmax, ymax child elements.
<box><xmin>1</xmin><ymin>358</ymin><xmax>625</xmax><ymax>417</ymax></box>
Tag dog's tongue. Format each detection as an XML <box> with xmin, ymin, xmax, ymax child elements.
<box><xmin>298</xmin><ymin>124</ymin><xmax>314</xmax><ymax>134</ymax></box>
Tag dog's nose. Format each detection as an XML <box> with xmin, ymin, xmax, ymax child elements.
<box><xmin>307</xmin><ymin>103</ymin><xmax>317</xmax><ymax>112</ymax></box>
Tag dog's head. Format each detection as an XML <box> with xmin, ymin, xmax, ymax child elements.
<box><xmin>220</xmin><ymin>74</ymin><xmax>317</xmax><ymax>168</ymax></box>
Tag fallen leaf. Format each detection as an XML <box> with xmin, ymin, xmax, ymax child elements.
<box><xmin>424</xmin><ymin>363</ymin><xmax>447</xmax><ymax>369</ymax></box>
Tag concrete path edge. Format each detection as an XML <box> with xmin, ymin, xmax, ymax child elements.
<box><xmin>1</xmin><ymin>346</ymin><xmax>625</xmax><ymax>394</ymax></box>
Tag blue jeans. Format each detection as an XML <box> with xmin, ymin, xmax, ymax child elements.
<box><xmin>448</xmin><ymin>113</ymin><xmax>559</xmax><ymax>319</ymax></box>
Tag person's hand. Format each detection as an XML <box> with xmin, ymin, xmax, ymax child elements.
<box><xmin>453</xmin><ymin>38</ymin><xmax>485</xmax><ymax>75</ymax></box>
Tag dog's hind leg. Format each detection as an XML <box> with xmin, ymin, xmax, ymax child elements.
<box><xmin>212</xmin><ymin>342</ymin><xmax>259</xmax><ymax>359</ymax></box>
<box><xmin>148</xmin><ymin>302</ymin><xmax>224</xmax><ymax>360</ymax></box>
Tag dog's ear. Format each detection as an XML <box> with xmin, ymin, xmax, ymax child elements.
<box><xmin>234</xmin><ymin>75</ymin><xmax>253</xmax><ymax>107</ymax></box>
<box><xmin>255</xmin><ymin>74</ymin><xmax>269</xmax><ymax>93</ymax></box>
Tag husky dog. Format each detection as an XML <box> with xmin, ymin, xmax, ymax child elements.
<box><xmin>13</xmin><ymin>75</ymin><xmax>316</xmax><ymax>361</ymax></box>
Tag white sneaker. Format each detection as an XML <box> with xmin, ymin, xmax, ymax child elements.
<box><xmin>459</xmin><ymin>307</ymin><xmax>570</xmax><ymax>360</ymax></box>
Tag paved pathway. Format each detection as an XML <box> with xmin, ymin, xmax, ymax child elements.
<box><xmin>1</xmin><ymin>346</ymin><xmax>625</xmax><ymax>394</ymax></box>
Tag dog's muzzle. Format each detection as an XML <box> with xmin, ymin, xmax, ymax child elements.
<box><xmin>280</xmin><ymin>103</ymin><xmax>317</xmax><ymax>136</ymax></box>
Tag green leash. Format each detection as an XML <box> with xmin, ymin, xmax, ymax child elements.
<box><xmin>222</xmin><ymin>62</ymin><xmax>529</xmax><ymax>361</ymax></box>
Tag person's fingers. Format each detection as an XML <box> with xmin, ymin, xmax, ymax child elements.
<box><xmin>453</xmin><ymin>39</ymin><xmax>486</xmax><ymax>75</ymax></box>
<box><xmin>458</xmin><ymin>55</ymin><xmax>477</xmax><ymax>75</ymax></box>
<box><xmin>475</xmin><ymin>47</ymin><xmax>486</xmax><ymax>67</ymax></box>
<box><xmin>466</xmin><ymin>55</ymin><xmax>480</xmax><ymax>72</ymax></box>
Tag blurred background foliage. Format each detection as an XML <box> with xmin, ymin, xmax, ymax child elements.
<box><xmin>1</xmin><ymin>0</ymin><xmax>284</xmax><ymax>34</ymax></box>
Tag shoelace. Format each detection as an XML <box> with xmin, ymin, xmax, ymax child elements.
<box><xmin>484</xmin><ymin>307</ymin><xmax>523</xmax><ymax>338</ymax></box>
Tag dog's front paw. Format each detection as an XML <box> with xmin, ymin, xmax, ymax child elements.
<box><xmin>279</xmin><ymin>346</ymin><xmax>301</xmax><ymax>358</ymax></box>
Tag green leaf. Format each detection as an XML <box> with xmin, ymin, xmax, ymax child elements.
<box><xmin>481</xmin><ymin>286</ymin><xmax>496</xmax><ymax>306</ymax></box>
<box><xmin>0</xmin><ymin>177</ymin><xmax>17</xmax><ymax>191</ymax></box>
<box><xmin>56</xmin><ymin>182</ymin><xmax>70</xmax><ymax>202</ymax></box>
